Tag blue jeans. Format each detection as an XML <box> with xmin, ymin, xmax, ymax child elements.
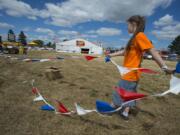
<box><xmin>112</xmin><ymin>79</ymin><xmax>138</xmax><ymax>108</ymax></box>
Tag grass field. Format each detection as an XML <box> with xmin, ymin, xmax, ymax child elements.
<box><xmin>0</xmin><ymin>50</ymin><xmax>179</xmax><ymax>135</ymax></box>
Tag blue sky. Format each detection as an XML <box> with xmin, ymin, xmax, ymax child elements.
<box><xmin>0</xmin><ymin>0</ymin><xmax>180</xmax><ymax>49</ymax></box>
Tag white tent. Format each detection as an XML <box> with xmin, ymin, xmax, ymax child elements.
<box><xmin>56</xmin><ymin>38</ymin><xmax>103</xmax><ymax>55</ymax></box>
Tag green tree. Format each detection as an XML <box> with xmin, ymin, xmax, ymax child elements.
<box><xmin>46</xmin><ymin>42</ymin><xmax>52</xmax><ymax>47</ymax></box>
<box><xmin>168</xmin><ymin>35</ymin><xmax>180</xmax><ymax>55</ymax></box>
<box><xmin>32</xmin><ymin>40</ymin><xmax>44</xmax><ymax>47</ymax></box>
<box><xmin>51</xmin><ymin>42</ymin><xmax>56</xmax><ymax>49</ymax></box>
<box><xmin>46</xmin><ymin>42</ymin><xmax>55</xmax><ymax>49</ymax></box>
<box><xmin>0</xmin><ymin>35</ymin><xmax>2</xmax><ymax>44</ymax></box>
<box><xmin>18</xmin><ymin>31</ymin><xmax>27</xmax><ymax>46</ymax></box>
<box><xmin>7</xmin><ymin>29</ymin><xmax>16</xmax><ymax>42</ymax></box>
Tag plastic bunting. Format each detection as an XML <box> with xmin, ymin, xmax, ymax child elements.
<box><xmin>31</xmin><ymin>80</ymin><xmax>56</xmax><ymax>112</ymax></box>
<box><xmin>137</xmin><ymin>68</ymin><xmax>158</xmax><ymax>74</ymax></box>
<box><xmin>96</xmin><ymin>100</ymin><xmax>116</xmax><ymax>113</ymax></box>
<box><xmin>31</xmin><ymin>85</ymin><xmax>45</xmax><ymax>102</ymax></box>
<box><xmin>158</xmin><ymin>75</ymin><xmax>180</xmax><ymax>96</ymax></box>
<box><xmin>116</xmin><ymin>65</ymin><xmax>131</xmax><ymax>76</ymax></box>
<box><xmin>23</xmin><ymin>58</ymin><xmax>32</xmax><ymax>62</ymax></box>
<box><xmin>40</xmin><ymin>59</ymin><xmax>51</xmax><ymax>62</ymax></box>
<box><xmin>114</xmin><ymin>86</ymin><xmax>147</xmax><ymax>101</ymax></box>
<box><xmin>84</xmin><ymin>55</ymin><xmax>100</xmax><ymax>61</ymax></box>
<box><xmin>75</xmin><ymin>103</ymin><xmax>96</xmax><ymax>115</ymax></box>
<box><xmin>23</xmin><ymin>58</ymin><xmax>52</xmax><ymax>62</ymax></box>
<box><xmin>96</xmin><ymin>97</ymin><xmax>149</xmax><ymax>114</ymax></box>
<box><xmin>31</xmin><ymin>59</ymin><xmax>41</xmax><ymax>62</ymax></box>
<box><xmin>175</xmin><ymin>61</ymin><xmax>180</xmax><ymax>73</ymax></box>
<box><xmin>105</xmin><ymin>56</ymin><xmax>111</xmax><ymax>63</ymax></box>
<box><xmin>33</xmin><ymin>95</ymin><xmax>44</xmax><ymax>102</ymax></box>
<box><xmin>34</xmin><ymin>92</ymin><xmax>55</xmax><ymax>111</ymax></box>
<box><xmin>40</xmin><ymin>104</ymin><xmax>55</xmax><ymax>111</ymax></box>
<box><xmin>56</xmin><ymin>56</ymin><xmax>65</xmax><ymax>60</ymax></box>
<box><xmin>105</xmin><ymin>56</ymin><xmax>157</xmax><ymax>74</ymax></box>
<box><xmin>31</xmin><ymin>66</ymin><xmax>180</xmax><ymax>116</ymax></box>
<box><xmin>32</xmin><ymin>87</ymin><xmax>39</xmax><ymax>95</ymax></box>
<box><xmin>55</xmin><ymin>100</ymin><xmax>73</xmax><ymax>115</ymax></box>
<box><xmin>110</xmin><ymin>58</ymin><xmax>158</xmax><ymax>75</ymax></box>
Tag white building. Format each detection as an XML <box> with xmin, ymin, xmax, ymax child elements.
<box><xmin>56</xmin><ymin>38</ymin><xmax>103</xmax><ymax>55</ymax></box>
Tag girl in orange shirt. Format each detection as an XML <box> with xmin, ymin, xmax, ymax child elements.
<box><xmin>107</xmin><ymin>15</ymin><xmax>174</xmax><ymax>120</ymax></box>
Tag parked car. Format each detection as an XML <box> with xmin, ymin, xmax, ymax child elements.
<box><xmin>168</xmin><ymin>54</ymin><xmax>178</xmax><ymax>61</ymax></box>
<box><xmin>161</xmin><ymin>55</ymin><xmax>169</xmax><ymax>60</ymax></box>
<box><xmin>143</xmin><ymin>53</ymin><xmax>152</xmax><ymax>60</ymax></box>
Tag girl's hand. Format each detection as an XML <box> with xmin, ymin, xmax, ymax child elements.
<box><xmin>162</xmin><ymin>66</ymin><xmax>175</xmax><ymax>74</ymax></box>
<box><xmin>164</xmin><ymin>69</ymin><xmax>175</xmax><ymax>74</ymax></box>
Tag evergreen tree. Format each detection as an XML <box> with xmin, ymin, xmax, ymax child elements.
<box><xmin>0</xmin><ymin>35</ymin><xmax>2</xmax><ymax>44</ymax></box>
<box><xmin>168</xmin><ymin>35</ymin><xmax>180</xmax><ymax>55</ymax></box>
<box><xmin>18</xmin><ymin>31</ymin><xmax>27</xmax><ymax>46</ymax></box>
<box><xmin>7</xmin><ymin>29</ymin><xmax>16</xmax><ymax>42</ymax></box>
<box><xmin>32</xmin><ymin>40</ymin><xmax>44</xmax><ymax>47</ymax></box>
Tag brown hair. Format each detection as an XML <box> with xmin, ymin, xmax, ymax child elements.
<box><xmin>126</xmin><ymin>15</ymin><xmax>146</xmax><ymax>53</ymax></box>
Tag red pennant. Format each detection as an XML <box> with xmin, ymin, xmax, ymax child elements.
<box><xmin>48</xmin><ymin>57</ymin><xmax>55</xmax><ymax>60</ymax></box>
<box><xmin>85</xmin><ymin>56</ymin><xmax>98</xmax><ymax>61</ymax></box>
<box><xmin>57</xmin><ymin>101</ymin><xmax>69</xmax><ymax>113</ymax></box>
<box><xmin>32</xmin><ymin>87</ymin><xmax>38</xmax><ymax>94</ymax></box>
<box><xmin>138</xmin><ymin>68</ymin><xmax>158</xmax><ymax>74</ymax></box>
<box><xmin>114</xmin><ymin>87</ymin><xmax>146</xmax><ymax>101</ymax></box>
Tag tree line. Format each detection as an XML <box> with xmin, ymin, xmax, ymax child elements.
<box><xmin>0</xmin><ymin>29</ymin><xmax>55</xmax><ymax>49</ymax></box>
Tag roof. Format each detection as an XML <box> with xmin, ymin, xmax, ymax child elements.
<box><xmin>57</xmin><ymin>38</ymin><xmax>102</xmax><ymax>48</ymax></box>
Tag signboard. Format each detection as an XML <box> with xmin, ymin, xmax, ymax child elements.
<box><xmin>76</xmin><ymin>40</ymin><xmax>85</xmax><ymax>47</ymax></box>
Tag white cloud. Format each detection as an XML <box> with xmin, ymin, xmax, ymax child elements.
<box><xmin>88</xmin><ymin>27</ymin><xmax>121</xmax><ymax>36</ymax></box>
<box><xmin>58</xmin><ymin>30</ymin><xmax>79</xmax><ymax>36</ymax></box>
<box><xmin>154</xmin><ymin>14</ymin><xmax>176</xmax><ymax>27</ymax></box>
<box><xmin>0</xmin><ymin>0</ymin><xmax>173</xmax><ymax>26</ymax></box>
<box><xmin>58</xmin><ymin>30</ymin><xmax>98</xmax><ymax>39</ymax></box>
<box><xmin>152</xmin><ymin>14</ymin><xmax>180</xmax><ymax>40</ymax></box>
<box><xmin>152</xmin><ymin>24</ymin><xmax>180</xmax><ymax>40</ymax></box>
<box><xmin>41</xmin><ymin>0</ymin><xmax>173</xmax><ymax>26</ymax></box>
<box><xmin>81</xmin><ymin>34</ymin><xmax>98</xmax><ymax>38</ymax></box>
<box><xmin>0</xmin><ymin>22</ymin><xmax>14</xmax><ymax>29</ymax></box>
<box><xmin>22</xmin><ymin>27</ymin><xmax>30</xmax><ymax>32</ymax></box>
<box><xmin>35</xmin><ymin>28</ymin><xmax>55</xmax><ymax>36</ymax></box>
<box><xmin>0</xmin><ymin>0</ymin><xmax>38</xmax><ymax>20</ymax></box>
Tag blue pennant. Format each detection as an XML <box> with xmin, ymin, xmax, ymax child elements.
<box><xmin>96</xmin><ymin>100</ymin><xmax>115</xmax><ymax>113</ymax></box>
<box><xmin>175</xmin><ymin>61</ymin><xmax>180</xmax><ymax>73</ymax></box>
<box><xmin>40</xmin><ymin>104</ymin><xmax>55</xmax><ymax>111</ymax></box>
<box><xmin>105</xmin><ymin>56</ymin><xmax>111</xmax><ymax>63</ymax></box>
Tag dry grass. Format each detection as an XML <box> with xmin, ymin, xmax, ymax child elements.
<box><xmin>0</xmin><ymin>50</ymin><xmax>179</xmax><ymax>135</ymax></box>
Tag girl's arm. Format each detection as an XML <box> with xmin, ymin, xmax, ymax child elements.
<box><xmin>107</xmin><ymin>50</ymin><xmax>125</xmax><ymax>57</ymax></box>
<box><xmin>148</xmin><ymin>48</ymin><xmax>166</xmax><ymax>68</ymax></box>
<box><xmin>148</xmin><ymin>48</ymin><xmax>174</xmax><ymax>74</ymax></box>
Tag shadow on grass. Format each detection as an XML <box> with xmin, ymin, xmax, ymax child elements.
<box><xmin>79</xmin><ymin>117</ymin><xmax>126</xmax><ymax>130</ymax></box>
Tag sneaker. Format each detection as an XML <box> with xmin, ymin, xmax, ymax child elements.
<box><xmin>120</xmin><ymin>111</ymin><xmax>129</xmax><ymax>120</ymax></box>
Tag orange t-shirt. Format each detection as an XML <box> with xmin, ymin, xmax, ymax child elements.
<box><xmin>122</xmin><ymin>32</ymin><xmax>154</xmax><ymax>82</ymax></box>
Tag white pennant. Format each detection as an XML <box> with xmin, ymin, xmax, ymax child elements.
<box><xmin>33</xmin><ymin>95</ymin><xmax>44</xmax><ymax>102</ymax></box>
<box><xmin>23</xmin><ymin>58</ymin><xmax>31</xmax><ymax>62</ymax></box>
<box><xmin>110</xmin><ymin>59</ymin><xmax>133</xmax><ymax>76</ymax></box>
<box><xmin>117</xmin><ymin>65</ymin><xmax>131</xmax><ymax>76</ymax></box>
<box><xmin>159</xmin><ymin>75</ymin><xmax>180</xmax><ymax>96</ymax></box>
<box><xmin>40</xmin><ymin>59</ymin><xmax>51</xmax><ymax>62</ymax></box>
<box><xmin>75</xmin><ymin>103</ymin><xmax>96</xmax><ymax>115</ymax></box>
<box><xmin>111</xmin><ymin>59</ymin><xmax>157</xmax><ymax>76</ymax></box>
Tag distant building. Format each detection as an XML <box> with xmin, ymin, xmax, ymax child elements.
<box><xmin>56</xmin><ymin>38</ymin><xmax>103</xmax><ymax>55</ymax></box>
